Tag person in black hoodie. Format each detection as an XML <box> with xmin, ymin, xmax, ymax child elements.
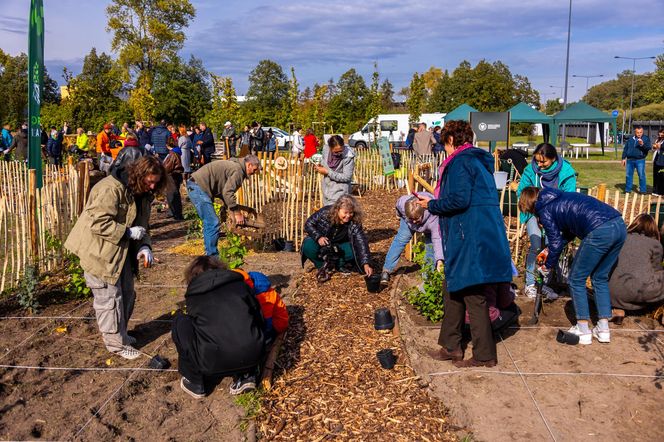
<box><xmin>173</xmin><ymin>256</ymin><xmax>266</xmax><ymax>399</ymax></box>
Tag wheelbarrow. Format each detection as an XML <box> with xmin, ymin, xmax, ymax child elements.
<box><xmin>225</xmin><ymin>204</ymin><xmax>266</xmax><ymax>236</ymax></box>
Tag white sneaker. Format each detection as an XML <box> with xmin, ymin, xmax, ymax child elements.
<box><xmin>524</xmin><ymin>284</ymin><xmax>537</xmax><ymax>298</ymax></box>
<box><xmin>541</xmin><ymin>285</ymin><xmax>559</xmax><ymax>300</ymax></box>
<box><xmin>592</xmin><ymin>326</ymin><xmax>610</xmax><ymax>343</ymax></box>
<box><xmin>567</xmin><ymin>325</ymin><xmax>592</xmax><ymax>345</ymax></box>
<box><xmin>116</xmin><ymin>345</ymin><xmax>141</xmax><ymax>360</ymax></box>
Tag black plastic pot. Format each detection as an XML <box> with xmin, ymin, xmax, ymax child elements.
<box><xmin>148</xmin><ymin>354</ymin><xmax>171</xmax><ymax>369</ymax></box>
<box><xmin>556</xmin><ymin>329</ymin><xmax>580</xmax><ymax>345</ymax></box>
<box><xmin>374</xmin><ymin>308</ymin><xmax>395</xmax><ymax>330</ymax></box>
<box><xmin>273</xmin><ymin>238</ymin><xmax>286</xmax><ymax>251</ymax></box>
<box><xmin>376</xmin><ymin>349</ymin><xmax>397</xmax><ymax>369</ymax></box>
<box><xmin>283</xmin><ymin>240</ymin><xmax>295</xmax><ymax>252</ymax></box>
<box><xmin>365</xmin><ymin>274</ymin><xmax>382</xmax><ymax>293</ymax></box>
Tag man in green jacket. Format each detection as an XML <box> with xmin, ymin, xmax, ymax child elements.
<box><xmin>186</xmin><ymin>155</ymin><xmax>261</xmax><ymax>256</ymax></box>
<box><xmin>516</xmin><ymin>143</ymin><xmax>576</xmax><ymax>298</ymax></box>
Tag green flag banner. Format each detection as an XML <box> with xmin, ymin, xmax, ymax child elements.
<box><xmin>28</xmin><ymin>0</ymin><xmax>44</xmax><ymax>187</ymax></box>
<box><xmin>378</xmin><ymin>137</ymin><xmax>395</xmax><ymax>176</ymax></box>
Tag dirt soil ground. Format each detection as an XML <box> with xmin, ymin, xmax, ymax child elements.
<box><xmin>2</xmin><ymin>187</ymin><xmax>663</xmax><ymax>441</ymax></box>
<box><xmin>396</xmin><ymin>261</ymin><xmax>664</xmax><ymax>441</ymax></box>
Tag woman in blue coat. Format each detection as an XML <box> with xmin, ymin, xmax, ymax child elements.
<box><xmin>519</xmin><ymin>187</ymin><xmax>626</xmax><ymax>345</ymax></box>
<box><xmin>417</xmin><ymin>120</ymin><xmax>513</xmax><ymax>367</ymax></box>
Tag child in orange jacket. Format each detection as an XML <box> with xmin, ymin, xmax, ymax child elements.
<box><xmin>233</xmin><ymin>269</ymin><xmax>289</xmax><ymax>343</ymax></box>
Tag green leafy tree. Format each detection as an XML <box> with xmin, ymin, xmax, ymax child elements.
<box><xmin>645</xmin><ymin>53</ymin><xmax>664</xmax><ymax>104</ymax></box>
<box><xmin>66</xmin><ymin>48</ymin><xmax>130</xmax><ymax>130</ymax></box>
<box><xmin>422</xmin><ymin>66</ymin><xmax>443</xmax><ymax>95</ymax></box>
<box><xmin>544</xmin><ymin>98</ymin><xmax>563</xmax><ymax>115</ymax></box>
<box><xmin>584</xmin><ymin>70</ymin><xmax>651</xmax><ymax>111</ymax></box>
<box><xmin>325</xmin><ymin>68</ymin><xmax>369</xmax><ymax>134</ymax></box>
<box><xmin>245</xmin><ymin>59</ymin><xmax>289</xmax><ymax>126</ymax></box>
<box><xmin>380</xmin><ymin>78</ymin><xmax>395</xmax><ymax>111</ymax></box>
<box><xmin>287</xmin><ymin>67</ymin><xmax>301</xmax><ymax>129</ymax></box>
<box><xmin>406</xmin><ymin>72</ymin><xmax>426</xmax><ymax>123</ymax></box>
<box><xmin>0</xmin><ymin>49</ymin><xmax>59</xmax><ymax>127</ymax></box>
<box><xmin>206</xmin><ymin>74</ymin><xmax>240</xmax><ymax>135</ymax></box>
<box><xmin>365</xmin><ymin>63</ymin><xmax>383</xmax><ymax>121</ymax></box>
<box><xmin>106</xmin><ymin>0</ymin><xmax>196</xmax><ymax>89</ymax></box>
<box><xmin>152</xmin><ymin>55</ymin><xmax>211</xmax><ymax>124</ymax></box>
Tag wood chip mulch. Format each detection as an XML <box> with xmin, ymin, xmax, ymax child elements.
<box><xmin>257</xmin><ymin>190</ymin><xmax>455</xmax><ymax>441</ymax></box>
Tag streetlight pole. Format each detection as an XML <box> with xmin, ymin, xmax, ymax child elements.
<box><xmin>614</xmin><ymin>55</ymin><xmax>656</xmax><ymax>132</ymax></box>
<box><xmin>572</xmin><ymin>74</ymin><xmax>604</xmax><ymax>94</ymax></box>
<box><xmin>561</xmin><ymin>0</ymin><xmax>573</xmax><ymax>143</ymax></box>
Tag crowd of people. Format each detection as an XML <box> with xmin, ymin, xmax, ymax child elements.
<box><xmin>4</xmin><ymin>113</ymin><xmax>661</xmax><ymax>398</ymax></box>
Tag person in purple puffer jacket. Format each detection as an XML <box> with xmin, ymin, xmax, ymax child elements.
<box><xmin>380</xmin><ymin>191</ymin><xmax>444</xmax><ymax>284</ymax></box>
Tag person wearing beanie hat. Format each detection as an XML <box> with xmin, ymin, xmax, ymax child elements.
<box><xmin>222</xmin><ymin>121</ymin><xmax>237</xmax><ymax>157</ymax></box>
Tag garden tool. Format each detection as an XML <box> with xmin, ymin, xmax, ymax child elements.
<box><xmin>226</xmin><ymin>204</ymin><xmax>266</xmax><ymax>236</ymax></box>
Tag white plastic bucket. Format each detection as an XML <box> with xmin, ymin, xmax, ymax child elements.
<box><xmin>494</xmin><ymin>171</ymin><xmax>508</xmax><ymax>190</ymax></box>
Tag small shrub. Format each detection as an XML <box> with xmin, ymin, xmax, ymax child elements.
<box><xmin>18</xmin><ymin>265</ymin><xmax>40</xmax><ymax>313</ymax></box>
<box><xmin>405</xmin><ymin>241</ymin><xmax>445</xmax><ymax>322</ymax></box>
<box><xmin>219</xmin><ymin>230</ymin><xmax>248</xmax><ymax>269</ymax></box>
<box><xmin>65</xmin><ymin>254</ymin><xmax>91</xmax><ymax>299</ymax></box>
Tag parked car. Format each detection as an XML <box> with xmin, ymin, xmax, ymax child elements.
<box><xmin>348</xmin><ymin>113</ymin><xmax>446</xmax><ymax>148</ymax></box>
<box><xmin>263</xmin><ymin>127</ymin><xmax>291</xmax><ymax>151</ymax></box>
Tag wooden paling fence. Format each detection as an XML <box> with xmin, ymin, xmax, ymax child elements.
<box><xmin>236</xmin><ymin>150</ymin><xmax>445</xmax><ymax>251</ymax></box>
<box><xmin>0</xmin><ymin>161</ymin><xmax>82</xmax><ymax>293</ymax></box>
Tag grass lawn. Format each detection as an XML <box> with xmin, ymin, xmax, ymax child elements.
<box><xmin>571</xmin><ymin>160</ymin><xmax>654</xmax><ymax>192</ymax></box>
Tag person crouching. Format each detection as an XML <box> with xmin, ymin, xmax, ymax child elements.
<box><xmin>173</xmin><ymin>256</ymin><xmax>266</xmax><ymax>399</ymax></box>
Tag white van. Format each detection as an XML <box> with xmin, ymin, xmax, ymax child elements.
<box><xmin>348</xmin><ymin>113</ymin><xmax>446</xmax><ymax>148</ymax></box>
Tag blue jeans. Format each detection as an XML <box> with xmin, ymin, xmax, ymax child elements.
<box><xmin>568</xmin><ymin>217</ymin><xmax>626</xmax><ymax>321</ymax></box>
<box><xmin>625</xmin><ymin>158</ymin><xmax>646</xmax><ymax>193</ymax></box>
<box><xmin>382</xmin><ymin>218</ymin><xmax>434</xmax><ymax>272</ymax></box>
<box><xmin>186</xmin><ymin>181</ymin><xmax>220</xmax><ymax>256</ymax></box>
<box><xmin>524</xmin><ymin>216</ymin><xmax>543</xmax><ymax>287</ymax></box>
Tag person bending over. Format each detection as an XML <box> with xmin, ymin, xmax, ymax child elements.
<box><xmin>65</xmin><ymin>156</ymin><xmax>167</xmax><ymax>359</ymax></box>
<box><xmin>173</xmin><ymin>256</ymin><xmax>266</xmax><ymax>399</ymax></box>
<box><xmin>186</xmin><ymin>155</ymin><xmax>261</xmax><ymax>256</ymax></box>
<box><xmin>519</xmin><ymin>187</ymin><xmax>626</xmax><ymax>345</ymax></box>
<box><xmin>516</xmin><ymin>143</ymin><xmax>576</xmax><ymax>299</ymax></box>
<box><xmin>301</xmin><ymin>195</ymin><xmax>373</xmax><ymax>282</ymax></box>
<box><xmin>609</xmin><ymin>214</ymin><xmax>664</xmax><ymax>323</ymax></box>
<box><xmin>380</xmin><ymin>192</ymin><xmax>443</xmax><ymax>284</ymax></box>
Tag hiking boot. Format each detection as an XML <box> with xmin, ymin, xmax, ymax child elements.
<box><xmin>316</xmin><ymin>266</ymin><xmax>331</xmax><ymax>283</ymax></box>
<box><xmin>229</xmin><ymin>373</ymin><xmax>256</xmax><ymax>395</ymax></box>
<box><xmin>567</xmin><ymin>324</ymin><xmax>592</xmax><ymax>345</ymax></box>
<box><xmin>428</xmin><ymin>346</ymin><xmax>463</xmax><ymax>362</ymax></box>
<box><xmin>380</xmin><ymin>271</ymin><xmax>390</xmax><ymax>285</ymax></box>
<box><xmin>115</xmin><ymin>345</ymin><xmax>141</xmax><ymax>360</ymax></box>
<box><xmin>453</xmin><ymin>357</ymin><xmax>497</xmax><ymax>368</ymax></box>
<box><xmin>541</xmin><ymin>285</ymin><xmax>559</xmax><ymax>301</ymax></box>
<box><xmin>180</xmin><ymin>377</ymin><xmax>205</xmax><ymax>399</ymax></box>
<box><xmin>592</xmin><ymin>325</ymin><xmax>611</xmax><ymax>343</ymax></box>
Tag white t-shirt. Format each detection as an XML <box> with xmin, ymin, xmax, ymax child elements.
<box><xmin>292</xmin><ymin>131</ymin><xmax>304</xmax><ymax>153</ymax></box>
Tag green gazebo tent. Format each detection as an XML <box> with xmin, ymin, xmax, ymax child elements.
<box><xmin>552</xmin><ymin>102</ymin><xmax>617</xmax><ymax>154</ymax></box>
<box><xmin>507</xmin><ymin>102</ymin><xmax>554</xmax><ymax>144</ymax></box>
<box><xmin>444</xmin><ymin>103</ymin><xmax>478</xmax><ymax>122</ymax></box>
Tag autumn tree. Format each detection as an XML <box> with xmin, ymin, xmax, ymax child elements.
<box><xmin>406</xmin><ymin>72</ymin><xmax>426</xmax><ymax>123</ymax></box>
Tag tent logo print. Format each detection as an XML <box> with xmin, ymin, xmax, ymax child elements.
<box><xmin>478</xmin><ymin>123</ymin><xmax>488</xmax><ymax>132</ymax></box>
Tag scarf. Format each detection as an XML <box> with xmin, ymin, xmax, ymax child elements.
<box><xmin>327</xmin><ymin>149</ymin><xmax>344</xmax><ymax>170</ymax></box>
<box><xmin>433</xmin><ymin>143</ymin><xmax>473</xmax><ymax>198</ymax></box>
<box><xmin>532</xmin><ymin>156</ymin><xmax>563</xmax><ymax>189</ymax></box>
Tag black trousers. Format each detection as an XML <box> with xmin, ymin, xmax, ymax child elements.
<box><xmin>166</xmin><ymin>173</ymin><xmax>183</xmax><ymax>219</ymax></box>
<box><xmin>438</xmin><ymin>282</ymin><xmax>506</xmax><ymax>362</ymax></box>
<box><xmin>171</xmin><ymin>313</ymin><xmax>204</xmax><ymax>385</ymax></box>
<box><xmin>202</xmin><ymin>148</ymin><xmax>215</xmax><ymax>165</ymax></box>
<box><xmin>654</xmin><ymin>162</ymin><xmax>664</xmax><ymax>195</ymax></box>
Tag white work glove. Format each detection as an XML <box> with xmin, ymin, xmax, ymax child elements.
<box><xmin>538</xmin><ymin>265</ymin><xmax>551</xmax><ymax>279</ymax></box>
<box><xmin>137</xmin><ymin>246</ymin><xmax>153</xmax><ymax>268</ymax></box>
<box><xmin>127</xmin><ymin>226</ymin><xmax>146</xmax><ymax>240</ymax></box>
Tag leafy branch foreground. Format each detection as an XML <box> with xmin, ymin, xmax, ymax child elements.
<box><xmin>406</xmin><ymin>241</ymin><xmax>445</xmax><ymax>322</ymax></box>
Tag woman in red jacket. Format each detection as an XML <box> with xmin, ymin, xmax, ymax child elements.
<box><xmin>303</xmin><ymin>128</ymin><xmax>318</xmax><ymax>158</ymax></box>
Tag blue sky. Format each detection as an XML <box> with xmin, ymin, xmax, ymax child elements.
<box><xmin>1</xmin><ymin>0</ymin><xmax>663</xmax><ymax>104</ymax></box>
